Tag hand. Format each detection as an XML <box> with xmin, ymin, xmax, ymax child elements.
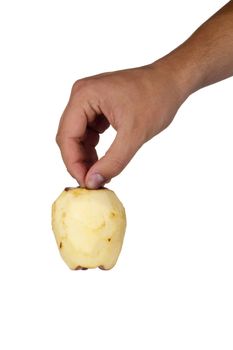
<box><xmin>56</xmin><ymin>61</ymin><xmax>186</xmax><ymax>188</ymax></box>
<box><xmin>57</xmin><ymin>1</ymin><xmax>233</xmax><ymax>189</ymax></box>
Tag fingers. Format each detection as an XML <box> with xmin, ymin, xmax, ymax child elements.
<box><xmin>88</xmin><ymin>114</ymin><xmax>110</xmax><ymax>134</ymax></box>
<box><xmin>58</xmin><ymin>137</ymin><xmax>94</xmax><ymax>187</ymax></box>
<box><xmin>85</xmin><ymin>130</ymin><xmax>142</xmax><ymax>189</ymax></box>
<box><xmin>56</xmin><ymin>87</ymin><xmax>107</xmax><ymax>186</ymax></box>
<box><xmin>56</xmin><ymin>78</ymin><xmax>113</xmax><ymax>186</ymax></box>
<box><xmin>56</xmin><ymin>102</ymin><xmax>90</xmax><ymax>186</ymax></box>
<box><xmin>82</xmin><ymin>128</ymin><xmax>100</xmax><ymax>147</ymax></box>
<box><xmin>57</xmin><ymin>77</ymin><xmax>144</xmax><ymax>188</ymax></box>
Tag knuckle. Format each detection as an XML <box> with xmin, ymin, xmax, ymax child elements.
<box><xmin>55</xmin><ymin>132</ymin><xmax>62</xmax><ymax>146</ymax></box>
<box><xmin>71</xmin><ymin>79</ymin><xmax>88</xmax><ymax>95</ymax></box>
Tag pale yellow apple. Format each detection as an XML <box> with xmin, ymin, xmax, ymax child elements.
<box><xmin>52</xmin><ymin>187</ymin><xmax>126</xmax><ymax>270</ymax></box>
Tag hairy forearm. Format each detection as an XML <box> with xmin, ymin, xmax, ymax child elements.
<box><xmin>158</xmin><ymin>1</ymin><xmax>233</xmax><ymax>98</ymax></box>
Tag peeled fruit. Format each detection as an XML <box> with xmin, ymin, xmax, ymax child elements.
<box><xmin>52</xmin><ymin>187</ymin><xmax>126</xmax><ymax>270</ymax></box>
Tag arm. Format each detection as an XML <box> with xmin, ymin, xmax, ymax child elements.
<box><xmin>56</xmin><ymin>1</ymin><xmax>233</xmax><ymax>189</ymax></box>
<box><xmin>161</xmin><ymin>0</ymin><xmax>233</xmax><ymax>97</ymax></box>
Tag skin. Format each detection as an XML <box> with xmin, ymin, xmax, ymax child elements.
<box><xmin>56</xmin><ymin>1</ymin><xmax>233</xmax><ymax>189</ymax></box>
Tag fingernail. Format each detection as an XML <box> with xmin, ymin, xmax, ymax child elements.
<box><xmin>86</xmin><ymin>173</ymin><xmax>105</xmax><ymax>189</ymax></box>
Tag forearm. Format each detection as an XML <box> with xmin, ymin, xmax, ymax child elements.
<box><xmin>157</xmin><ymin>1</ymin><xmax>233</xmax><ymax>98</ymax></box>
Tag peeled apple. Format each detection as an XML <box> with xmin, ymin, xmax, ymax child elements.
<box><xmin>51</xmin><ymin>187</ymin><xmax>126</xmax><ymax>270</ymax></box>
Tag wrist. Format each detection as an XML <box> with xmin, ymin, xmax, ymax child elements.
<box><xmin>151</xmin><ymin>44</ymin><xmax>204</xmax><ymax>101</ymax></box>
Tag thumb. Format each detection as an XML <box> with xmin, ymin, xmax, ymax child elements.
<box><xmin>85</xmin><ymin>130</ymin><xmax>140</xmax><ymax>189</ymax></box>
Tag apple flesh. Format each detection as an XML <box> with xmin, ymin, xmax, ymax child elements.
<box><xmin>52</xmin><ymin>187</ymin><xmax>126</xmax><ymax>270</ymax></box>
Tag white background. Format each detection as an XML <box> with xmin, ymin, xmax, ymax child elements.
<box><xmin>0</xmin><ymin>0</ymin><xmax>232</xmax><ymax>349</ymax></box>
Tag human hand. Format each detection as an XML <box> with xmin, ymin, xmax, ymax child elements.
<box><xmin>56</xmin><ymin>61</ymin><xmax>187</xmax><ymax>188</ymax></box>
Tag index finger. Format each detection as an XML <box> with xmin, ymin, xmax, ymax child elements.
<box><xmin>56</xmin><ymin>102</ymin><xmax>88</xmax><ymax>186</ymax></box>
